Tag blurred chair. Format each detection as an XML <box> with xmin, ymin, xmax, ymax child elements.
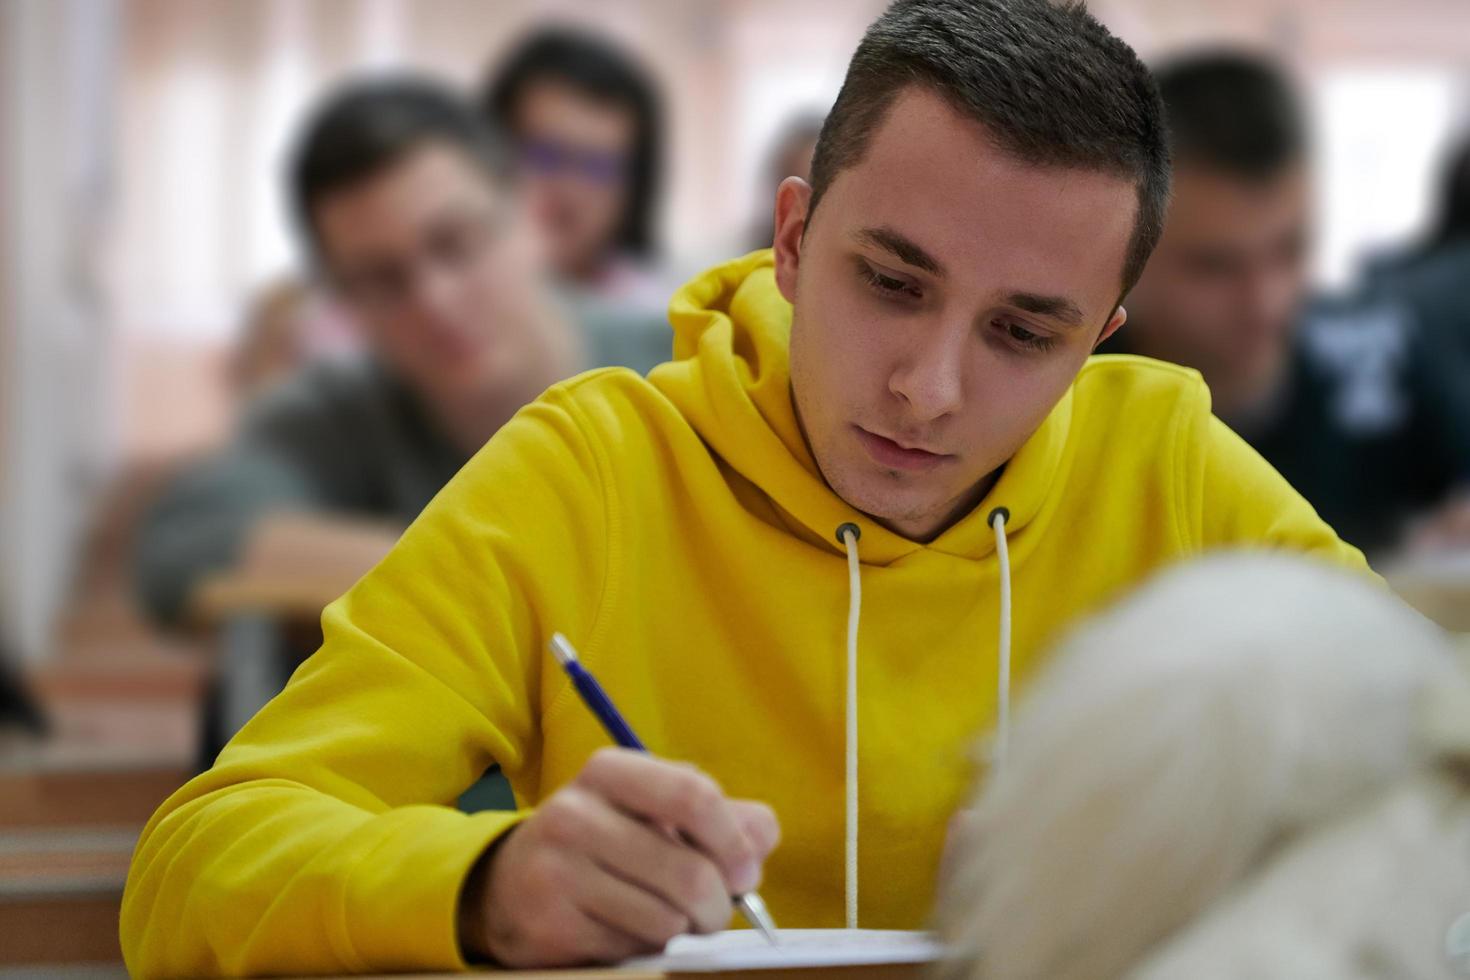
<box><xmin>1</xmin><ymin>626</ymin><xmax>199</xmax><ymax>972</ymax></box>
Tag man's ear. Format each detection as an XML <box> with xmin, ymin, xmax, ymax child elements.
<box><xmin>772</xmin><ymin>176</ymin><xmax>812</xmax><ymax>304</ymax></box>
<box><xmin>1095</xmin><ymin>304</ymin><xmax>1128</xmax><ymax>350</ymax></box>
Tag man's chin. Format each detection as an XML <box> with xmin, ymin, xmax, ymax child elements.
<box><xmin>825</xmin><ymin>468</ymin><xmax>940</xmax><ymax>527</ymax></box>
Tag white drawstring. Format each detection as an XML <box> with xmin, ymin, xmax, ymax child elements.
<box><xmin>837</xmin><ymin>522</ymin><xmax>862</xmax><ymax>930</ymax></box>
<box><xmin>832</xmin><ymin>510</ymin><xmax>1010</xmax><ymax>929</ymax></box>
<box><xmin>989</xmin><ymin>508</ymin><xmax>1012</xmax><ymax>771</ymax></box>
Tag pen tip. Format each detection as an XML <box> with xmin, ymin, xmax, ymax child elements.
<box><xmin>740</xmin><ymin>893</ymin><xmax>780</xmax><ymax>946</ymax></box>
<box><xmin>549</xmin><ymin>632</ymin><xmax>578</xmax><ymax>667</ymax></box>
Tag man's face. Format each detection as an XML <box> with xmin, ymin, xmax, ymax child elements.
<box><xmin>1123</xmin><ymin>163</ymin><xmax>1309</xmax><ymax>412</ymax></box>
<box><xmin>776</xmin><ymin>87</ymin><xmax>1134</xmax><ymax>542</ymax></box>
<box><xmin>512</xmin><ymin>80</ymin><xmax>636</xmax><ymax>280</ymax></box>
<box><xmin>314</xmin><ymin>141</ymin><xmax>546</xmax><ymax>400</ymax></box>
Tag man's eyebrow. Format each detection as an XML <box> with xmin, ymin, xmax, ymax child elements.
<box><xmin>854</xmin><ymin>226</ymin><xmax>1089</xmax><ymax>327</ymax></box>
<box><xmin>854</xmin><ymin>227</ymin><xmax>946</xmax><ymax>277</ymax></box>
<box><xmin>1005</xmin><ymin>291</ymin><xmax>1087</xmax><ymax>328</ymax></box>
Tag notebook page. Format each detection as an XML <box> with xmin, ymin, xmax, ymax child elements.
<box><xmin>621</xmin><ymin>928</ymin><xmax>946</xmax><ymax>972</ymax></box>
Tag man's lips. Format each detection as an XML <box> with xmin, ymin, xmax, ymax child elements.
<box><xmin>854</xmin><ymin>426</ymin><xmax>952</xmax><ymax>472</ymax></box>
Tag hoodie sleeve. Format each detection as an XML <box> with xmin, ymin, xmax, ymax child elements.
<box><xmin>1187</xmin><ymin>406</ymin><xmax>1371</xmax><ymax>574</ymax></box>
<box><xmin>120</xmin><ymin>382</ymin><xmax>612</xmax><ymax>978</ymax></box>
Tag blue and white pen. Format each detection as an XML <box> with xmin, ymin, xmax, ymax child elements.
<box><xmin>548</xmin><ymin>632</ymin><xmax>780</xmax><ymax>946</ymax></box>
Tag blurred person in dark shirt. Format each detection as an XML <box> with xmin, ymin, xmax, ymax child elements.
<box><xmin>481</xmin><ymin>27</ymin><xmax>672</xmax><ymax>374</ymax></box>
<box><xmin>1104</xmin><ymin>52</ymin><xmax>1470</xmax><ymax>560</ymax></box>
<box><xmin>135</xmin><ymin>77</ymin><xmax>582</xmax><ymax>628</ymax></box>
<box><xmin>1365</xmin><ymin>134</ymin><xmax>1470</xmax><ymax>383</ymax></box>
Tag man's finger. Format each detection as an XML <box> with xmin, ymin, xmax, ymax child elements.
<box><xmin>730</xmin><ymin>799</ymin><xmax>781</xmax><ymax>859</ymax></box>
<box><xmin>560</xmin><ymin>908</ymin><xmax>654</xmax><ymax>966</ymax></box>
<box><xmin>573</xmin><ymin>856</ymin><xmax>693</xmax><ymax>948</ymax></box>
<box><xmin>568</xmin><ymin>789</ymin><xmax>732</xmax><ymax>931</ymax></box>
<box><xmin>577</xmin><ymin>749</ymin><xmax>760</xmax><ymax>894</ymax></box>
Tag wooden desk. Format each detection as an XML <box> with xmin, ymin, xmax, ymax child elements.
<box><xmin>297</xmin><ymin>964</ymin><xmax>927</xmax><ymax>980</ymax></box>
<box><xmin>0</xmin><ymin>826</ymin><xmax>135</xmax><ymax>967</ymax></box>
<box><xmin>188</xmin><ymin>570</ymin><xmax>344</xmax><ymax>749</ymax></box>
<box><xmin>192</xmin><ymin>569</ymin><xmax>346</xmax><ymax>625</ymax></box>
<box><xmin>1387</xmin><ymin>550</ymin><xmax>1470</xmax><ymax>632</ymax></box>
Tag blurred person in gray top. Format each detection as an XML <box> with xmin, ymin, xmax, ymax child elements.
<box><xmin>135</xmin><ymin>77</ymin><xmax>583</xmax><ymax>627</ymax></box>
<box><xmin>481</xmin><ymin>27</ymin><xmax>673</xmax><ymax>375</ymax></box>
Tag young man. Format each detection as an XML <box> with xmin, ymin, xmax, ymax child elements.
<box><xmin>1109</xmin><ymin>53</ymin><xmax>1470</xmax><ymax>558</ymax></box>
<box><xmin>134</xmin><ymin>78</ymin><xmax>582</xmax><ymax>628</ymax></box>
<box><xmin>121</xmin><ymin>3</ymin><xmax>1365</xmax><ymax>975</ymax></box>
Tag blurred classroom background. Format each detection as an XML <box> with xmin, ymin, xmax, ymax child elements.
<box><xmin>2</xmin><ymin>0</ymin><xmax>1469</xmax><ymax>973</ymax></box>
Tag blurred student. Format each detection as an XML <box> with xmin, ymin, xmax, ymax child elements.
<box><xmin>748</xmin><ymin>113</ymin><xmax>824</xmax><ymax>252</ymax></box>
<box><xmin>1366</xmin><ymin>134</ymin><xmax>1470</xmax><ymax>381</ymax></box>
<box><xmin>481</xmin><ymin>26</ymin><xmax>671</xmax><ymax>373</ymax></box>
<box><xmin>1107</xmin><ymin>52</ymin><xmax>1470</xmax><ymax>559</ymax></box>
<box><xmin>134</xmin><ymin>77</ymin><xmax>581</xmax><ymax>629</ymax></box>
<box><xmin>123</xmin><ymin>3</ymin><xmax>1372</xmax><ymax>974</ymax></box>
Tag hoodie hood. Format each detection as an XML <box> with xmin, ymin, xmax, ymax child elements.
<box><xmin>649</xmin><ymin>249</ymin><xmax>1073</xmax><ymax>564</ymax></box>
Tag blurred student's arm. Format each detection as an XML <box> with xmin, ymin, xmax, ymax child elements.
<box><xmin>133</xmin><ymin>451</ymin><xmax>394</xmax><ymax>625</ymax></box>
<box><xmin>1189</xmin><ymin>409</ymin><xmax>1371</xmax><ymax>574</ymax></box>
<box><xmin>133</xmin><ymin>370</ymin><xmax>397</xmax><ymax>627</ymax></box>
<box><xmin>120</xmin><ymin>385</ymin><xmax>607</xmax><ymax>977</ymax></box>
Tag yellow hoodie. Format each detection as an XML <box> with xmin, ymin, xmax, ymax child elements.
<box><xmin>121</xmin><ymin>251</ymin><xmax>1366</xmax><ymax>976</ymax></box>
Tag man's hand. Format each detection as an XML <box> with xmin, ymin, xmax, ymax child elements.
<box><xmin>459</xmin><ymin>748</ymin><xmax>780</xmax><ymax>967</ymax></box>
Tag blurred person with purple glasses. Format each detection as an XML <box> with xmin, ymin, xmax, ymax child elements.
<box><xmin>1105</xmin><ymin>52</ymin><xmax>1470</xmax><ymax>561</ymax></box>
<box><xmin>135</xmin><ymin>77</ymin><xmax>580</xmax><ymax>633</ymax></box>
<box><xmin>481</xmin><ymin>27</ymin><xmax>674</xmax><ymax>375</ymax></box>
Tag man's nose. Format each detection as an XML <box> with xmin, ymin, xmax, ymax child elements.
<box><xmin>889</xmin><ymin>322</ymin><xmax>965</xmax><ymax>422</ymax></box>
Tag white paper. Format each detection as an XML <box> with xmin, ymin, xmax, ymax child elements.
<box><xmin>621</xmin><ymin>928</ymin><xmax>946</xmax><ymax>972</ymax></box>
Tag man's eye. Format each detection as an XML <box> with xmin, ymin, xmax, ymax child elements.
<box><xmin>857</xmin><ymin>261</ymin><xmax>919</xmax><ymax>299</ymax></box>
<box><xmin>997</xmin><ymin>320</ymin><xmax>1057</xmax><ymax>353</ymax></box>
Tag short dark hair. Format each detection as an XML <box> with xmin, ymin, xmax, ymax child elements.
<box><xmin>1154</xmin><ymin>51</ymin><xmax>1307</xmax><ymax>181</ymax></box>
<box><xmin>481</xmin><ymin>27</ymin><xmax>663</xmax><ymax>258</ymax></box>
<box><xmin>288</xmin><ymin>75</ymin><xmax>509</xmax><ymax>255</ymax></box>
<box><xmin>1427</xmin><ymin>133</ymin><xmax>1470</xmax><ymax>250</ymax></box>
<box><xmin>809</xmin><ymin>0</ymin><xmax>1171</xmax><ymax>301</ymax></box>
